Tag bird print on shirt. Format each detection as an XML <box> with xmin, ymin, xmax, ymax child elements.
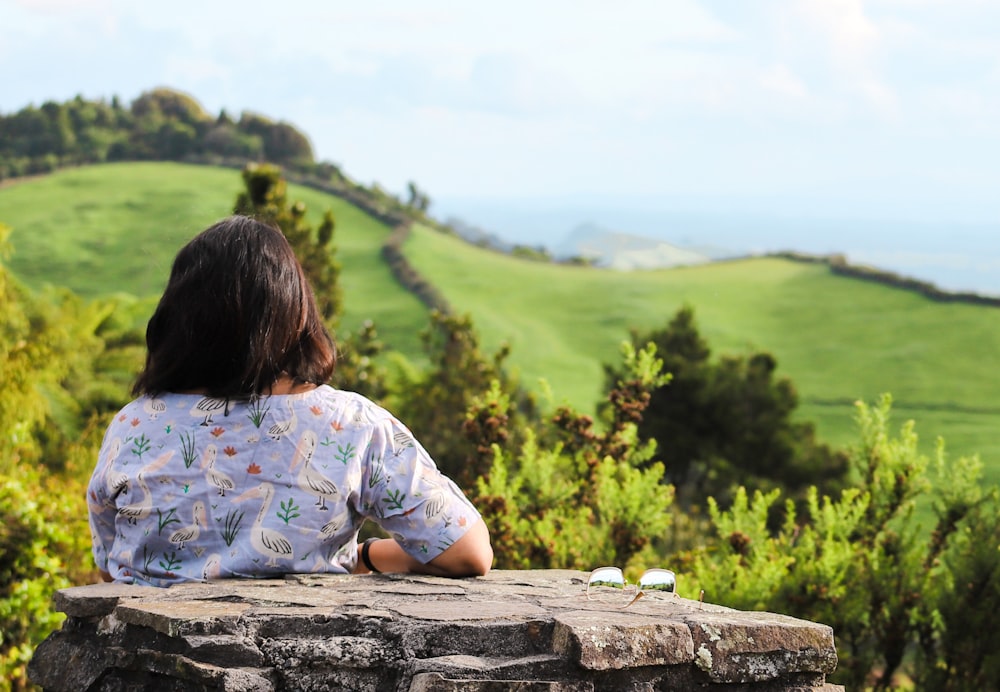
<box><xmin>118</xmin><ymin>450</ymin><xmax>174</xmax><ymax>525</ymax></box>
<box><xmin>190</xmin><ymin>397</ymin><xmax>230</xmax><ymax>426</ymax></box>
<box><xmin>233</xmin><ymin>481</ymin><xmax>293</xmax><ymax>567</ymax></box>
<box><xmin>291</xmin><ymin>430</ymin><xmax>342</xmax><ymax>510</ymax></box>
<box><xmin>168</xmin><ymin>501</ymin><xmax>206</xmax><ymax>550</ymax></box>
<box><xmin>199</xmin><ymin>444</ymin><xmax>235</xmax><ymax>497</ymax></box>
<box><xmin>267</xmin><ymin>397</ymin><xmax>298</xmax><ymax>441</ymax></box>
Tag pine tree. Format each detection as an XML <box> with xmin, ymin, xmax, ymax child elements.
<box><xmin>234</xmin><ymin>163</ymin><xmax>342</xmax><ymax>323</ymax></box>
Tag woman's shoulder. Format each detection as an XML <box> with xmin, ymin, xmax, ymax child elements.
<box><xmin>312</xmin><ymin>385</ymin><xmax>385</xmax><ymax>411</ymax></box>
<box><xmin>307</xmin><ymin>386</ymin><xmax>393</xmax><ymax>425</ymax></box>
<box><xmin>109</xmin><ymin>394</ymin><xmax>162</xmax><ymax>419</ymax></box>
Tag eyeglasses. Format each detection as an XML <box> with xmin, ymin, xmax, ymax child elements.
<box><xmin>586</xmin><ymin>566</ymin><xmax>677</xmax><ymax>608</ymax></box>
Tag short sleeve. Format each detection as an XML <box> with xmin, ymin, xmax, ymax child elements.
<box><xmin>358</xmin><ymin>416</ymin><xmax>480</xmax><ymax>563</ymax></box>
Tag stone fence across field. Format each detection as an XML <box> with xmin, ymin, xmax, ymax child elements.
<box><xmin>28</xmin><ymin>569</ymin><xmax>843</xmax><ymax>691</ymax></box>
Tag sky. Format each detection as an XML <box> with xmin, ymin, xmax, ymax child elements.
<box><xmin>3</xmin><ymin>0</ymin><xmax>1000</xmax><ymax>287</ymax></box>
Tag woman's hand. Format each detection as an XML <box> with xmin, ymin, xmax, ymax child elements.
<box><xmin>354</xmin><ymin>518</ymin><xmax>493</xmax><ymax>577</ymax></box>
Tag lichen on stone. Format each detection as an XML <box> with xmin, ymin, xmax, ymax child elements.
<box><xmin>699</xmin><ymin>622</ymin><xmax>722</xmax><ymax>642</ymax></box>
<box><xmin>696</xmin><ymin>643</ymin><xmax>714</xmax><ymax>671</ymax></box>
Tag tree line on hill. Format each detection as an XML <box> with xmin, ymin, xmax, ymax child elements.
<box><xmin>0</xmin><ymin>88</ymin><xmax>455</xmax><ymax>231</ymax></box>
<box><xmin>0</xmin><ymin>87</ymin><xmax>596</xmax><ymax>268</ymax></box>
<box><xmin>0</xmin><ymin>88</ymin><xmax>321</xmax><ymax>180</ymax></box>
<box><xmin>2</xmin><ymin>168</ymin><xmax>1000</xmax><ymax>689</ymax></box>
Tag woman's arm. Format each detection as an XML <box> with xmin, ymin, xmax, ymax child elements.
<box><xmin>354</xmin><ymin>518</ymin><xmax>493</xmax><ymax>577</ymax></box>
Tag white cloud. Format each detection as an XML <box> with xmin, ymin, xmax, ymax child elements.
<box><xmin>163</xmin><ymin>57</ymin><xmax>231</xmax><ymax>86</ymax></box>
<box><xmin>12</xmin><ymin>0</ymin><xmax>111</xmax><ymax>11</ymax></box>
<box><xmin>800</xmin><ymin>0</ymin><xmax>880</xmax><ymax>58</ymax></box>
<box><xmin>759</xmin><ymin>64</ymin><xmax>809</xmax><ymax>99</ymax></box>
<box><xmin>789</xmin><ymin>0</ymin><xmax>897</xmax><ymax>115</ymax></box>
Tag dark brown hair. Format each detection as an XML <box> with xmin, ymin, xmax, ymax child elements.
<box><xmin>133</xmin><ymin>215</ymin><xmax>336</xmax><ymax>397</ymax></box>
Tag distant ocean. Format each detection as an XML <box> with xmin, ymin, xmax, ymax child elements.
<box><xmin>435</xmin><ymin>201</ymin><xmax>1000</xmax><ymax>298</ymax></box>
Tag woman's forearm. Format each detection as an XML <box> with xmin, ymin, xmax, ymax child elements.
<box><xmin>354</xmin><ymin>519</ymin><xmax>493</xmax><ymax>577</ymax></box>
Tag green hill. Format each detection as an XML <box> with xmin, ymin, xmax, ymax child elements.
<box><xmin>402</xmin><ymin>222</ymin><xmax>1000</xmax><ymax>474</ymax></box>
<box><xmin>0</xmin><ymin>162</ymin><xmax>431</xmax><ymax>355</ymax></box>
<box><xmin>3</xmin><ymin>161</ymin><xmax>1000</xmax><ymax>486</ymax></box>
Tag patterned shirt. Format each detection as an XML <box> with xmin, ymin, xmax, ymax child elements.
<box><xmin>87</xmin><ymin>385</ymin><xmax>481</xmax><ymax>586</ymax></box>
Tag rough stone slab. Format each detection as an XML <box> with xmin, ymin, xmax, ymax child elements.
<box><xmin>394</xmin><ymin>619</ymin><xmax>554</xmax><ymax>660</ymax></box>
<box><xmin>182</xmin><ymin>634</ymin><xmax>266</xmax><ymax>667</ymax></box>
<box><xmin>356</xmin><ymin>578</ymin><xmax>469</xmax><ymax>597</ymax></box>
<box><xmin>115</xmin><ymin>599</ymin><xmax>253</xmax><ymax>636</ymax></box>
<box><xmin>416</xmin><ymin>653</ymin><xmax>563</xmax><ymax>673</ymax></box>
<box><xmin>138</xmin><ymin>650</ymin><xmax>275</xmax><ymax>692</ymax></box>
<box><xmin>30</xmin><ymin>570</ymin><xmax>842</xmax><ymax>691</ymax></box>
<box><xmin>411</xmin><ymin>652</ymin><xmax>569</xmax><ymax>683</ymax></box>
<box><xmin>252</xmin><ymin>610</ymin><xmax>371</xmax><ymax>639</ymax></box>
<box><xmin>26</xmin><ymin>630</ymin><xmax>128</xmax><ymax>692</ymax></box>
<box><xmin>263</xmin><ymin>635</ymin><xmax>396</xmax><ymax>669</ymax></box>
<box><xmin>552</xmin><ymin>611</ymin><xmax>694</xmax><ymax>670</ymax></box>
<box><xmin>410</xmin><ymin>671</ymin><xmax>592</xmax><ymax>691</ymax></box>
<box><xmin>683</xmin><ymin>611</ymin><xmax>838</xmax><ymax>683</ymax></box>
<box><xmin>390</xmin><ymin>599</ymin><xmax>549</xmax><ymax>621</ymax></box>
<box><xmin>175</xmin><ymin>581</ymin><xmax>360</xmax><ymax>608</ymax></box>
<box><xmin>52</xmin><ymin>582</ymin><xmax>160</xmax><ymax>617</ymax></box>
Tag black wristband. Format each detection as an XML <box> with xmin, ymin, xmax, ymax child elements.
<box><xmin>361</xmin><ymin>538</ymin><xmax>380</xmax><ymax>573</ymax></box>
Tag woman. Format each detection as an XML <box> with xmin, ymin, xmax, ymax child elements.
<box><xmin>87</xmin><ymin>215</ymin><xmax>492</xmax><ymax>585</ymax></box>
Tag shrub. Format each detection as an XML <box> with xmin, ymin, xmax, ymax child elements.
<box><xmin>474</xmin><ymin>343</ymin><xmax>675</xmax><ymax>571</ymax></box>
<box><xmin>0</xmin><ymin>469</ymin><xmax>73</xmax><ymax>689</ymax></box>
<box><xmin>683</xmin><ymin>395</ymin><xmax>996</xmax><ymax>691</ymax></box>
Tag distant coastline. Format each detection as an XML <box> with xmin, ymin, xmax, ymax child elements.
<box><xmin>436</xmin><ymin>198</ymin><xmax>1000</xmax><ymax>299</ymax></box>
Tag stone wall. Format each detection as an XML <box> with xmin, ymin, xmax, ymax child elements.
<box><xmin>29</xmin><ymin>569</ymin><xmax>843</xmax><ymax>691</ymax></box>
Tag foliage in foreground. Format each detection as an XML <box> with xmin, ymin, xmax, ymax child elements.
<box><xmin>386</xmin><ymin>310</ymin><xmax>537</xmax><ymax>489</ymax></box>
<box><xmin>0</xmin><ymin>224</ymin><xmax>121</xmax><ymax>688</ymax></box>
<box><xmin>605</xmin><ymin>305</ymin><xmax>849</xmax><ymax>512</ymax></box>
<box><xmin>472</xmin><ymin>343</ymin><xmax>674</xmax><ymax>570</ymax></box>
<box><xmin>678</xmin><ymin>396</ymin><xmax>997</xmax><ymax>691</ymax></box>
<box><xmin>469</xmin><ymin>361</ymin><xmax>1000</xmax><ymax>691</ymax></box>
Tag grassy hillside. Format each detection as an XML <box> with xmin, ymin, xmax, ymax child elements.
<box><xmin>403</xmin><ymin>222</ymin><xmax>1000</xmax><ymax>484</ymax></box>
<box><xmin>0</xmin><ymin>162</ymin><xmax>431</xmax><ymax>355</ymax></box>
<box><xmin>2</xmin><ymin>162</ymin><xmax>999</xmax><ymax>488</ymax></box>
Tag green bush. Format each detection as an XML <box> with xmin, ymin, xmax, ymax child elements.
<box><xmin>474</xmin><ymin>343</ymin><xmax>674</xmax><ymax>571</ymax></box>
<box><xmin>684</xmin><ymin>395</ymin><xmax>999</xmax><ymax>691</ymax></box>
<box><xmin>0</xmin><ymin>224</ymin><xmax>121</xmax><ymax>690</ymax></box>
<box><xmin>0</xmin><ymin>470</ymin><xmax>73</xmax><ymax>689</ymax></box>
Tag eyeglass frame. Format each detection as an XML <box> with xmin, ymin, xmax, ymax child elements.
<box><xmin>586</xmin><ymin>566</ymin><xmax>678</xmax><ymax>608</ymax></box>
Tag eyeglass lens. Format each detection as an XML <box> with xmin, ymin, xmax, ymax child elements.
<box><xmin>638</xmin><ymin>568</ymin><xmax>676</xmax><ymax>593</ymax></box>
<box><xmin>588</xmin><ymin>567</ymin><xmax>626</xmax><ymax>589</ymax></box>
<box><xmin>587</xmin><ymin>566</ymin><xmax>629</xmax><ymax>601</ymax></box>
